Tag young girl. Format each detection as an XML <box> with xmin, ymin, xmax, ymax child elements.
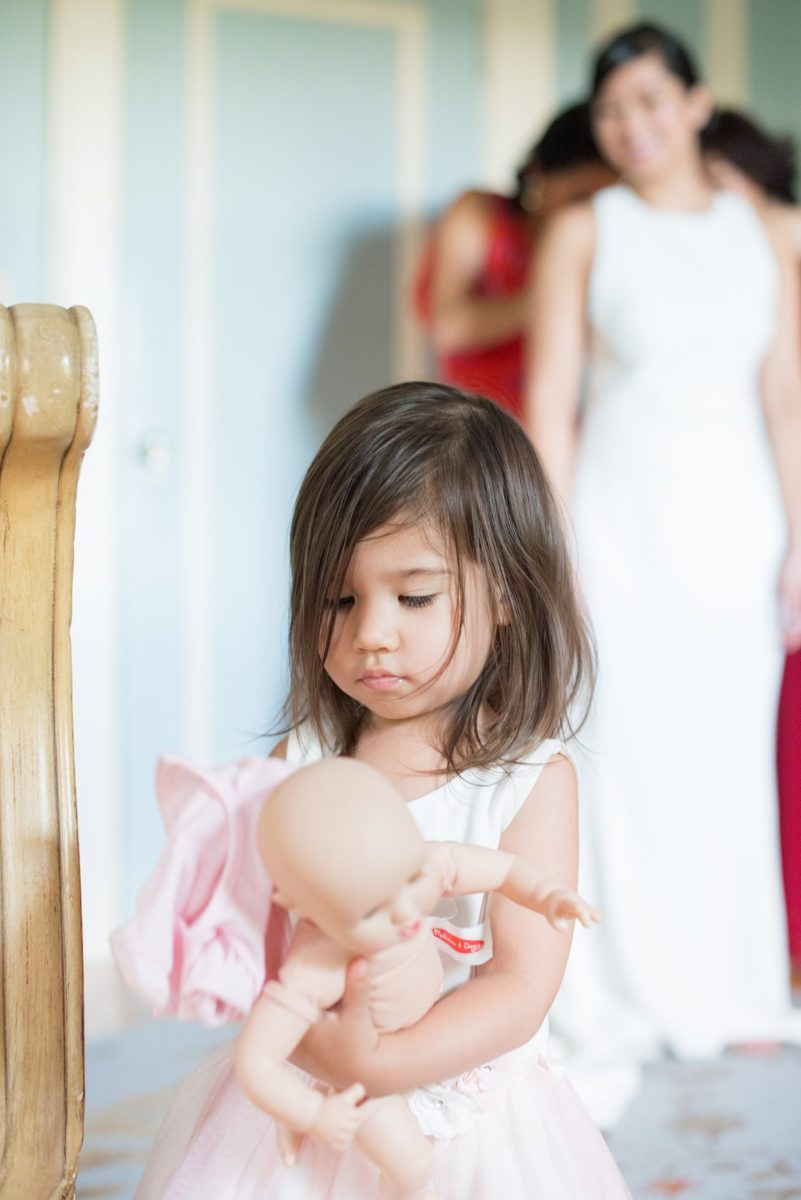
<box><xmin>133</xmin><ymin>382</ymin><xmax>632</xmax><ymax>1199</ymax></box>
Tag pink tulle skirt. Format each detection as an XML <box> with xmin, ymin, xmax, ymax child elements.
<box><xmin>135</xmin><ymin>1042</ymin><xmax>632</xmax><ymax>1199</ymax></box>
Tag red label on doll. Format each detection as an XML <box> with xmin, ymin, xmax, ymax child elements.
<box><xmin>431</xmin><ymin>927</ymin><xmax>485</xmax><ymax>955</ymax></box>
<box><xmin>427</xmin><ymin>914</ymin><xmax>493</xmax><ymax>964</ymax></box>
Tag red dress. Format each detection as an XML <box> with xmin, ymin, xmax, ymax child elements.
<box><xmin>779</xmin><ymin>649</ymin><xmax>801</xmax><ymax>965</ymax></box>
<box><xmin>413</xmin><ymin>194</ymin><xmax>531</xmax><ymax>420</ymax></box>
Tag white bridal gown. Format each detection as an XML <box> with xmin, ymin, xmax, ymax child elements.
<box><xmin>551</xmin><ymin>184</ymin><xmax>801</xmax><ymax>1124</ymax></box>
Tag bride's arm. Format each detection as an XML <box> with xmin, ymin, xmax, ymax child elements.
<box><xmin>524</xmin><ymin>203</ymin><xmax>595</xmax><ymax>509</ymax></box>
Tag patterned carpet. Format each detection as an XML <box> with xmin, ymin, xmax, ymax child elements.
<box><xmin>77</xmin><ymin>1022</ymin><xmax>801</xmax><ymax>1199</ymax></box>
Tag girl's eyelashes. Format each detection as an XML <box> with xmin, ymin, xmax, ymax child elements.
<box><xmin>400</xmin><ymin>594</ymin><xmax>436</xmax><ymax>608</ymax></box>
<box><xmin>324</xmin><ymin>596</ymin><xmax>354</xmax><ymax>610</ymax></box>
<box><xmin>325</xmin><ymin>594</ymin><xmax>437</xmax><ymax>610</ymax></box>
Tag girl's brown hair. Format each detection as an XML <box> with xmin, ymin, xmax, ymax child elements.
<box><xmin>285</xmin><ymin>382</ymin><xmax>594</xmax><ymax>773</ymax></box>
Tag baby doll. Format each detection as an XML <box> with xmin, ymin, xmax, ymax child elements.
<box><xmin>235</xmin><ymin>757</ymin><xmax>600</xmax><ymax>1200</ymax></box>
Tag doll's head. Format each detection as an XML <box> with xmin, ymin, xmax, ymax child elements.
<box><xmin>284</xmin><ymin>382</ymin><xmax>593</xmax><ymax>773</ymax></box>
<box><xmin>258</xmin><ymin>759</ymin><xmax>443</xmax><ymax>954</ymax></box>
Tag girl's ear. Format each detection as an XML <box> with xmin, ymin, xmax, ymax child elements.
<box><xmin>495</xmin><ymin>594</ymin><xmax>512</xmax><ymax>626</ymax></box>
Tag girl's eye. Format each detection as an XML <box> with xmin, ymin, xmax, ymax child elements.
<box><xmin>400</xmin><ymin>594</ymin><xmax>436</xmax><ymax>608</ymax></box>
<box><xmin>325</xmin><ymin>596</ymin><xmax>354</xmax><ymax>610</ymax></box>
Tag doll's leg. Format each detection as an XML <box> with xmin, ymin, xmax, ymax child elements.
<box><xmin>354</xmin><ymin>1095</ymin><xmax>436</xmax><ymax>1200</ymax></box>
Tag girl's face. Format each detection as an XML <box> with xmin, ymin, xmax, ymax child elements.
<box><xmin>323</xmin><ymin>520</ymin><xmax>497</xmax><ymax>733</ymax></box>
<box><xmin>592</xmin><ymin>53</ymin><xmax>711</xmax><ymax>183</ymax></box>
<box><xmin>536</xmin><ymin>161</ymin><xmax>617</xmax><ymax>216</ymax></box>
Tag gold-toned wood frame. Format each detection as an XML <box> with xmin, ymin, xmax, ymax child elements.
<box><xmin>0</xmin><ymin>304</ymin><xmax>97</xmax><ymax>1199</ymax></box>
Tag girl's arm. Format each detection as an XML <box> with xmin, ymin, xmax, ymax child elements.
<box><xmin>292</xmin><ymin>755</ymin><xmax>579</xmax><ymax>1096</ymax></box>
<box><xmin>428</xmin><ymin>192</ymin><xmax>528</xmax><ymax>353</ymax></box>
<box><xmin>761</xmin><ymin>211</ymin><xmax>801</xmax><ymax>651</ymax></box>
<box><xmin>523</xmin><ymin>204</ymin><xmax>595</xmax><ymax>506</ymax></box>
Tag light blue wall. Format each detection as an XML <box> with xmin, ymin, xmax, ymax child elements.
<box><xmin>211</xmin><ymin>11</ymin><xmax>400</xmax><ymax>757</ymax></box>
<box><xmin>0</xmin><ymin>0</ymin><xmax>48</xmax><ymax>300</ymax></box>
<box><xmin>749</xmin><ymin>0</ymin><xmax>801</xmax><ymax>156</ymax></box>
<box><xmin>637</xmin><ymin>0</ymin><xmax>702</xmax><ymax>61</ymax></box>
<box><xmin>120</xmin><ymin>0</ymin><xmax>189</xmax><ymax>906</ymax></box>
<box><xmin>119</xmin><ymin>0</ymin><xmax>485</xmax><ymax>911</ymax></box>
<box><xmin>555</xmin><ymin>0</ymin><xmax>591</xmax><ymax>106</ymax></box>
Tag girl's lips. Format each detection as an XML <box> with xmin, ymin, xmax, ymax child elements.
<box><xmin>360</xmin><ymin>673</ymin><xmax>403</xmax><ymax>691</ymax></box>
<box><xmin>400</xmin><ymin>919</ymin><xmax>422</xmax><ymax>938</ymax></box>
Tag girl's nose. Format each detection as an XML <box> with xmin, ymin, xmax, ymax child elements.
<box><xmin>354</xmin><ymin>604</ymin><xmax>398</xmax><ymax>653</ymax></box>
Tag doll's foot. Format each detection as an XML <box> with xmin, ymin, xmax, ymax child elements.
<box><xmin>275</xmin><ymin>1121</ymin><xmax>305</xmax><ymax>1166</ymax></box>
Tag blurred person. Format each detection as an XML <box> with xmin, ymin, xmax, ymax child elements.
<box><xmin>703</xmin><ymin>107</ymin><xmax>801</xmax><ymax>249</ymax></box>
<box><xmin>413</xmin><ymin>103</ymin><xmax>615</xmax><ymax>419</ymax></box>
<box><xmin>525</xmin><ymin>23</ymin><xmax>801</xmax><ymax>1124</ymax></box>
<box><xmin>704</xmin><ymin>106</ymin><xmax>801</xmax><ymax>979</ymax></box>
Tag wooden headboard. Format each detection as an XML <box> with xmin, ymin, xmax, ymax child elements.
<box><xmin>0</xmin><ymin>304</ymin><xmax>97</xmax><ymax>1199</ymax></box>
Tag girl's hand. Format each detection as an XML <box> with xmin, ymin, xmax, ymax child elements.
<box><xmin>309</xmin><ymin>1083</ymin><xmax>367</xmax><ymax>1150</ymax></box>
<box><xmin>290</xmin><ymin>960</ymin><xmax>382</xmax><ymax>1091</ymax></box>
<box><xmin>780</xmin><ymin>544</ymin><xmax>801</xmax><ymax>653</ymax></box>
<box><xmin>541</xmin><ymin>887</ymin><xmax>602</xmax><ymax>933</ymax></box>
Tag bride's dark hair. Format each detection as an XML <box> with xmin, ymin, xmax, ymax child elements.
<box><xmin>592</xmin><ymin>22</ymin><xmax>701</xmax><ymax>99</ymax></box>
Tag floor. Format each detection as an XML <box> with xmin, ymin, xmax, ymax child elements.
<box><xmin>77</xmin><ymin>969</ymin><xmax>801</xmax><ymax>1200</ymax></box>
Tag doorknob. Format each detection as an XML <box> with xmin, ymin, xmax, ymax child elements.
<box><xmin>139</xmin><ymin>430</ymin><xmax>172</xmax><ymax>476</ymax></box>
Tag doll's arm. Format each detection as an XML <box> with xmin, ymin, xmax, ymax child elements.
<box><xmin>434</xmin><ymin>840</ymin><xmax>600</xmax><ymax>932</ymax></box>
<box><xmin>236</xmin><ymin>992</ymin><xmax>366</xmax><ymax>1149</ymax></box>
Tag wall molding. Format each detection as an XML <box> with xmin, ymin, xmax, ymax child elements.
<box><xmin>591</xmin><ymin>0</ymin><xmax>636</xmax><ymax>44</ymax></box>
<box><xmin>483</xmin><ymin>0</ymin><xmax>557</xmax><ymax>193</ymax></box>
<box><xmin>184</xmin><ymin>0</ymin><xmax>428</xmax><ymax>759</ymax></box>
<box><xmin>46</xmin><ymin>0</ymin><xmax>125</xmax><ymax>959</ymax></box>
<box><xmin>705</xmin><ymin>0</ymin><xmax>749</xmax><ymax>107</ymax></box>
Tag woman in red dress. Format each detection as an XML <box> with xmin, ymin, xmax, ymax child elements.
<box><xmin>704</xmin><ymin>108</ymin><xmax>801</xmax><ymax>979</ymax></box>
<box><xmin>413</xmin><ymin>103</ymin><xmax>614</xmax><ymax>420</ymax></box>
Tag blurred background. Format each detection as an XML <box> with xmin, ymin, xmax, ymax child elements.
<box><xmin>1</xmin><ymin>0</ymin><xmax>799</xmax><ymax>969</ymax></box>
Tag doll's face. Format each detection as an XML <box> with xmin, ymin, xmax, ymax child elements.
<box><xmin>328</xmin><ymin>843</ymin><xmax>446</xmax><ymax>955</ymax></box>
<box><xmin>262</xmin><ymin>759</ymin><xmax>447</xmax><ymax>956</ymax></box>
<box><xmin>322</xmin><ymin>520</ymin><xmax>496</xmax><ymax>735</ymax></box>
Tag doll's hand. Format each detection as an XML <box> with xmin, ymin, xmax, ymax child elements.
<box><xmin>291</xmin><ymin>959</ymin><xmax>382</xmax><ymax>1091</ymax></box>
<box><xmin>541</xmin><ymin>888</ymin><xmax>602</xmax><ymax>933</ymax></box>
<box><xmin>309</xmin><ymin>1083</ymin><xmax>367</xmax><ymax>1151</ymax></box>
<box><xmin>779</xmin><ymin>545</ymin><xmax>801</xmax><ymax>653</ymax></box>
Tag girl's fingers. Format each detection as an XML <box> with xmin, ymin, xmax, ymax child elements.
<box><xmin>341</xmin><ymin>959</ymin><xmax>371</xmax><ymax>1014</ymax></box>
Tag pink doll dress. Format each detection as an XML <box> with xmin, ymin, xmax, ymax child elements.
<box><xmin>120</xmin><ymin>733</ymin><xmax>633</xmax><ymax>1200</ymax></box>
